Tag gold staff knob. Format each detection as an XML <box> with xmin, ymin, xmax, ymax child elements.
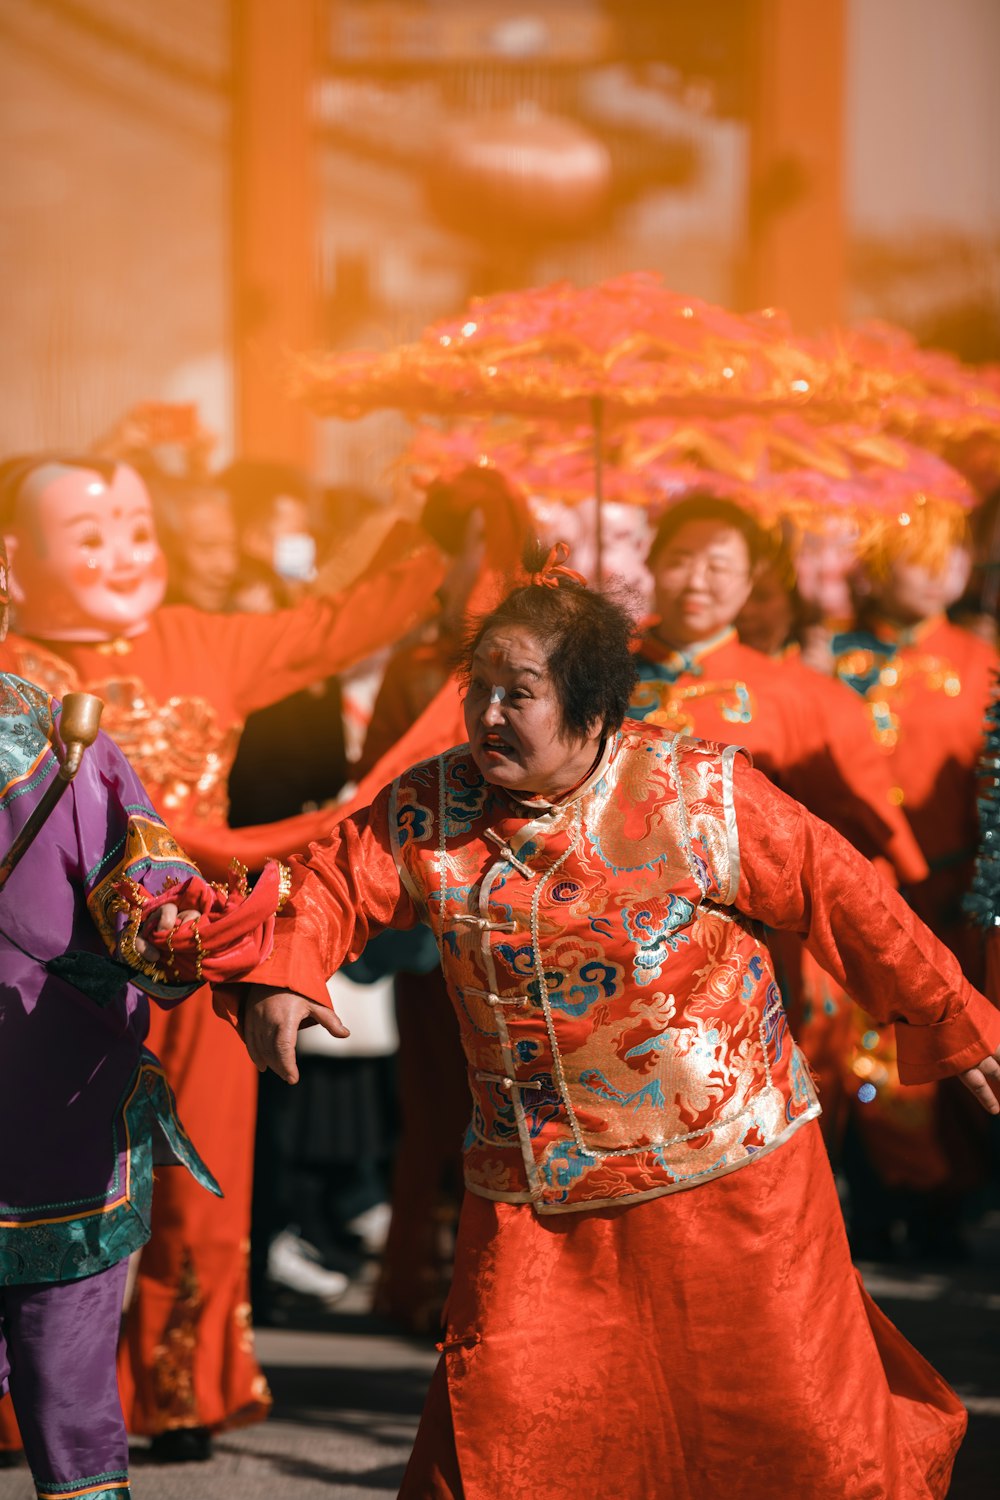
<box><xmin>59</xmin><ymin>692</ymin><xmax>104</xmax><ymax>781</ymax></box>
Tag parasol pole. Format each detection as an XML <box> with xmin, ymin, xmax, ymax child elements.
<box><xmin>592</xmin><ymin>395</ymin><xmax>605</xmax><ymax>589</ymax></box>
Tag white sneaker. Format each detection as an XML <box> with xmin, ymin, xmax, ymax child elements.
<box><xmin>267</xmin><ymin>1230</ymin><xmax>349</xmax><ymax>1305</ymax></box>
<box><xmin>344</xmin><ymin>1201</ymin><xmax>392</xmax><ymax>1256</ymax></box>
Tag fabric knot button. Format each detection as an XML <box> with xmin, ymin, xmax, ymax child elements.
<box><xmin>436</xmin><ymin>1332</ymin><xmax>482</xmax><ymax>1353</ymax></box>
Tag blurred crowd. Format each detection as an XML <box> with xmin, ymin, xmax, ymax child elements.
<box><xmin>1</xmin><ymin>410</ymin><xmax>999</xmax><ymax>1467</ymax></box>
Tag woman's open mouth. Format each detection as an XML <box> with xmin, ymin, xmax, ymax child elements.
<box><xmin>480</xmin><ymin>733</ymin><xmax>516</xmax><ymax>760</ymax></box>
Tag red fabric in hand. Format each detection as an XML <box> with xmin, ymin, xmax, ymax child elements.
<box><xmin>115</xmin><ymin>858</ymin><xmax>288</xmax><ymax>985</ymax></box>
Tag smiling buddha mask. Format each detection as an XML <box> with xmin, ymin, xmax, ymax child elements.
<box><xmin>1</xmin><ymin>457</ymin><xmax>167</xmax><ymax>642</ymax></box>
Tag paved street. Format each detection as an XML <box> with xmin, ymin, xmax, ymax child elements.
<box><xmin>1</xmin><ymin>1218</ymin><xmax>997</xmax><ymax>1499</ymax></box>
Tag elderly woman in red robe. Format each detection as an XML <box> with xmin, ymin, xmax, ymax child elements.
<box><xmin>201</xmin><ymin>553</ymin><xmax>1000</xmax><ymax>1500</ymax></box>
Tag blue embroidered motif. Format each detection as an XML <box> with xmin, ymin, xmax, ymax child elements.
<box><xmin>396</xmin><ymin>801</ymin><xmax>432</xmax><ymax>847</ymax></box>
<box><xmin>546</xmin><ymin>959</ymin><xmax>618</xmax><ymax>1017</ymax></box>
<box><xmin>578</xmin><ymin>1069</ymin><xmax>666</xmax><ymax>1111</ymax></box>
<box><xmin>622</xmin><ymin>894</ymin><xmax>695</xmax><ymax>984</ymax></box>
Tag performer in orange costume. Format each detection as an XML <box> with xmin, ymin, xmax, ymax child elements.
<box><xmin>630</xmin><ymin>496</ymin><xmax>927</xmax><ymax>881</ymax></box>
<box><xmin>829</xmin><ymin>517</ymin><xmax>998</xmax><ymax>1252</ymax></box>
<box><xmin>0</xmin><ymin>454</ymin><xmax>444</xmax><ymax>1459</ymax></box>
<box><xmin>199</xmin><ymin>563</ymin><xmax>1000</xmax><ymax>1500</ymax></box>
<box><xmin>629</xmin><ymin>497</ymin><xmax>932</xmax><ymax>1156</ymax></box>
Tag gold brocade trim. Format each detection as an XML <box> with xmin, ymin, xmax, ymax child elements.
<box><xmin>110</xmin><ymin>881</ymin><xmax>168</xmax><ymax>984</ymax></box>
<box><xmin>151</xmin><ymin>1250</ymin><xmax>201</xmax><ymax>1425</ymax></box>
<box><xmin>87</xmin><ymin>815</ymin><xmax>194</xmax><ymax>952</ymax></box>
<box><xmin>3</xmin><ymin>640</ymin><xmax>80</xmax><ymax>701</ymax></box>
<box><xmin>274</xmin><ymin>861</ymin><xmax>293</xmax><ymax>910</ymax></box>
<box><xmin>2</xmin><ymin>642</ymin><xmax>241</xmax><ymax>823</ymax></box>
<box><xmin>840</xmin><ymin>651</ymin><xmax>962</xmax><ymax>750</ymax></box>
<box><xmin>636</xmin><ymin>679</ymin><xmax>755</xmax><ymax>738</ymax></box>
<box><xmin>464</xmin><ymin>1103</ymin><xmax>823</xmax><ymax>1215</ymax></box>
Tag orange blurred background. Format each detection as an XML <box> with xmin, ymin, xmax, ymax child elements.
<box><xmin>0</xmin><ymin>0</ymin><xmax>997</xmax><ymax>483</ymax></box>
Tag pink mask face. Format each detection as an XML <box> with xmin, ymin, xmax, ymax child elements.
<box><xmin>7</xmin><ymin>463</ymin><xmax>167</xmax><ymax>640</ymax></box>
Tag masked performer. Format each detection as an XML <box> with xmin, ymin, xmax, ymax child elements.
<box><xmin>0</xmin><ymin>537</ymin><xmax>283</xmax><ymax>1499</ymax></box>
<box><xmin>0</xmin><ymin>452</ymin><xmax>443</xmax><ymax>1459</ymax></box>
<box><xmin>187</xmin><ymin>558</ymin><xmax>1000</xmax><ymax>1500</ymax></box>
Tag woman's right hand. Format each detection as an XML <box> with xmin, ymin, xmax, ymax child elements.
<box><xmin>240</xmin><ymin>985</ymin><xmax>350</xmax><ymax>1083</ymax></box>
<box><xmin>958</xmin><ymin>1049</ymin><xmax>1000</xmax><ymax>1115</ymax></box>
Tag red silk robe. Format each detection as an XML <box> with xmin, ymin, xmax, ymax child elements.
<box><xmin>222</xmin><ymin>727</ymin><xmax>998</xmax><ymax>1498</ymax></box>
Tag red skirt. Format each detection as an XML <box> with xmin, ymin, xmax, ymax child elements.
<box><xmin>402</xmin><ymin>1121</ymin><xmax>965</xmax><ymax>1499</ymax></box>
<box><xmin>116</xmin><ymin>996</ymin><xmax>270</xmax><ymax>1434</ymax></box>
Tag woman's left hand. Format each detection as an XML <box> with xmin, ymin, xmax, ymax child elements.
<box><xmin>241</xmin><ymin>986</ymin><xmax>350</xmax><ymax>1083</ymax></box>
<box><xmin>958</xmin><ymin>1050</ymin><xmax>1000</xmax><ymax>1114</ymax></box>
<box><xmin>131</xmin><ymin>902</ymin><xmax>200</xmax><ymax>963</ymax></box>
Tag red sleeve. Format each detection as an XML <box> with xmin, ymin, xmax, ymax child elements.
<box><xmin>732</xmin><ymin>759</ymin><xmax>1000</xmax><ymax>1083</ymax></box>
<box><xmin>778</xmin><ymin>666</ymin><xmax>928</xmax><ymax>884</ymax></box>
<box><xmin>200</xmin><ymin>522</ymin><xmax>446</xmax><ymax>716</ymax></box>
<box><xmin>216</xmin><ymin>782</ymin><xmax>424</xmax><ymax>1013</ymax></box>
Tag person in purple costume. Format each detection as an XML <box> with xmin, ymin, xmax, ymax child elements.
<box><xmin>0</xmin><ymin>531</ymin><xmax>234</xmax><ymax>1500</ymax></box>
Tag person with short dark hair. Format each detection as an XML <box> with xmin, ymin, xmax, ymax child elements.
<box><xmin>634</xmin><ymin>491</ymin><xmax>927</xmax><ymax>878</ymax></box>
<box><xmin>177</xmin><ymin>557</ymin><xmax>1000</xmax><ymax>1499</ymax></box>
<box><xmin>646</xmin><ymin>491</ymin><xmax>772</xmax><ymax>575</ymax></box>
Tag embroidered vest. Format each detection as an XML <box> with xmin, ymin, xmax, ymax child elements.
<box><xmin>389</xmin><ymin>722</ymin><xmax>819</xmax><ymax>1214</ymax></box>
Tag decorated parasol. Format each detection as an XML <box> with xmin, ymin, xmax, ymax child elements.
<box><xmin>292</xmin><ymin>271</ymin><xmax>851</xmax><ymax>583</ymax></box>
<box><xmin>292</xmin><ymin>271</ymin><xmax>997</xmax><ymax>581</ymax></box>
<box><xmin>406</xmin><ymin>410</ymin><xmax>978</xmax><ymax>574</ymax></box>
<box><xmin>802</xmin><ymin>321</ymin><xmax>1000</xmax><ymax>494</ymax></box>
<box><xmin>292</xmin><ymin>272</ymin><xmax>841</xmax><ymax>424</ymax></box>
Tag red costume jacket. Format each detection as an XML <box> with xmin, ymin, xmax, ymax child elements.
<box><xmin>230</xmin><ymin>725</ymin><xmax>999</xmax><ymax>1214</ymax></box>
<box><xmin>631</xmin><ymin>626</ymin><xmax>928</xmax><ymax>881</ymax></box>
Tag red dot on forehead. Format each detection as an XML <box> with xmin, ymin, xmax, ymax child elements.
<box><xmin>488</xmin><ymin>646</ymin><xmax>504</xmax><ymax>666</ymax></box>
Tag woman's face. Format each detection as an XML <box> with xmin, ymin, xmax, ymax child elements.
<box><xmin>649</xmin><ymin>519</ymin><xmax>754</xmax><ymax>646</ymax></box>
<box><xmin>172</xmin><ymin>493</ymin><xmax>238</xmax><ymax>611</ymax></box>
<box><xmin>464</xmin><ymin>624</ymin><xmax>603</xmax><ymax>799</ymax></box>
<box><xmin>866</xmin><ymin>547</ymin><xmax>971</xmax><ymax>626</ymax></box>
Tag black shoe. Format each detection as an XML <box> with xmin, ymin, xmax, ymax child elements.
<box><xmin>149</xmin><ymin>1427</ymin><xmax>214</xmax><ymax>1463</ymax></box>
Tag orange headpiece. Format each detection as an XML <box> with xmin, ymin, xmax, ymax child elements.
<box><xmin>527</xmin><ymin>540</ymin><xmax>587</xmax><ymax>590</ymax></box>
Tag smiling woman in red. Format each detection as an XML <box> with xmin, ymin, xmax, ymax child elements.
<box><xmin>202</xmin><ymin>555</ymin><xmax>1000</xmax><ymax>1500</ymax></box>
